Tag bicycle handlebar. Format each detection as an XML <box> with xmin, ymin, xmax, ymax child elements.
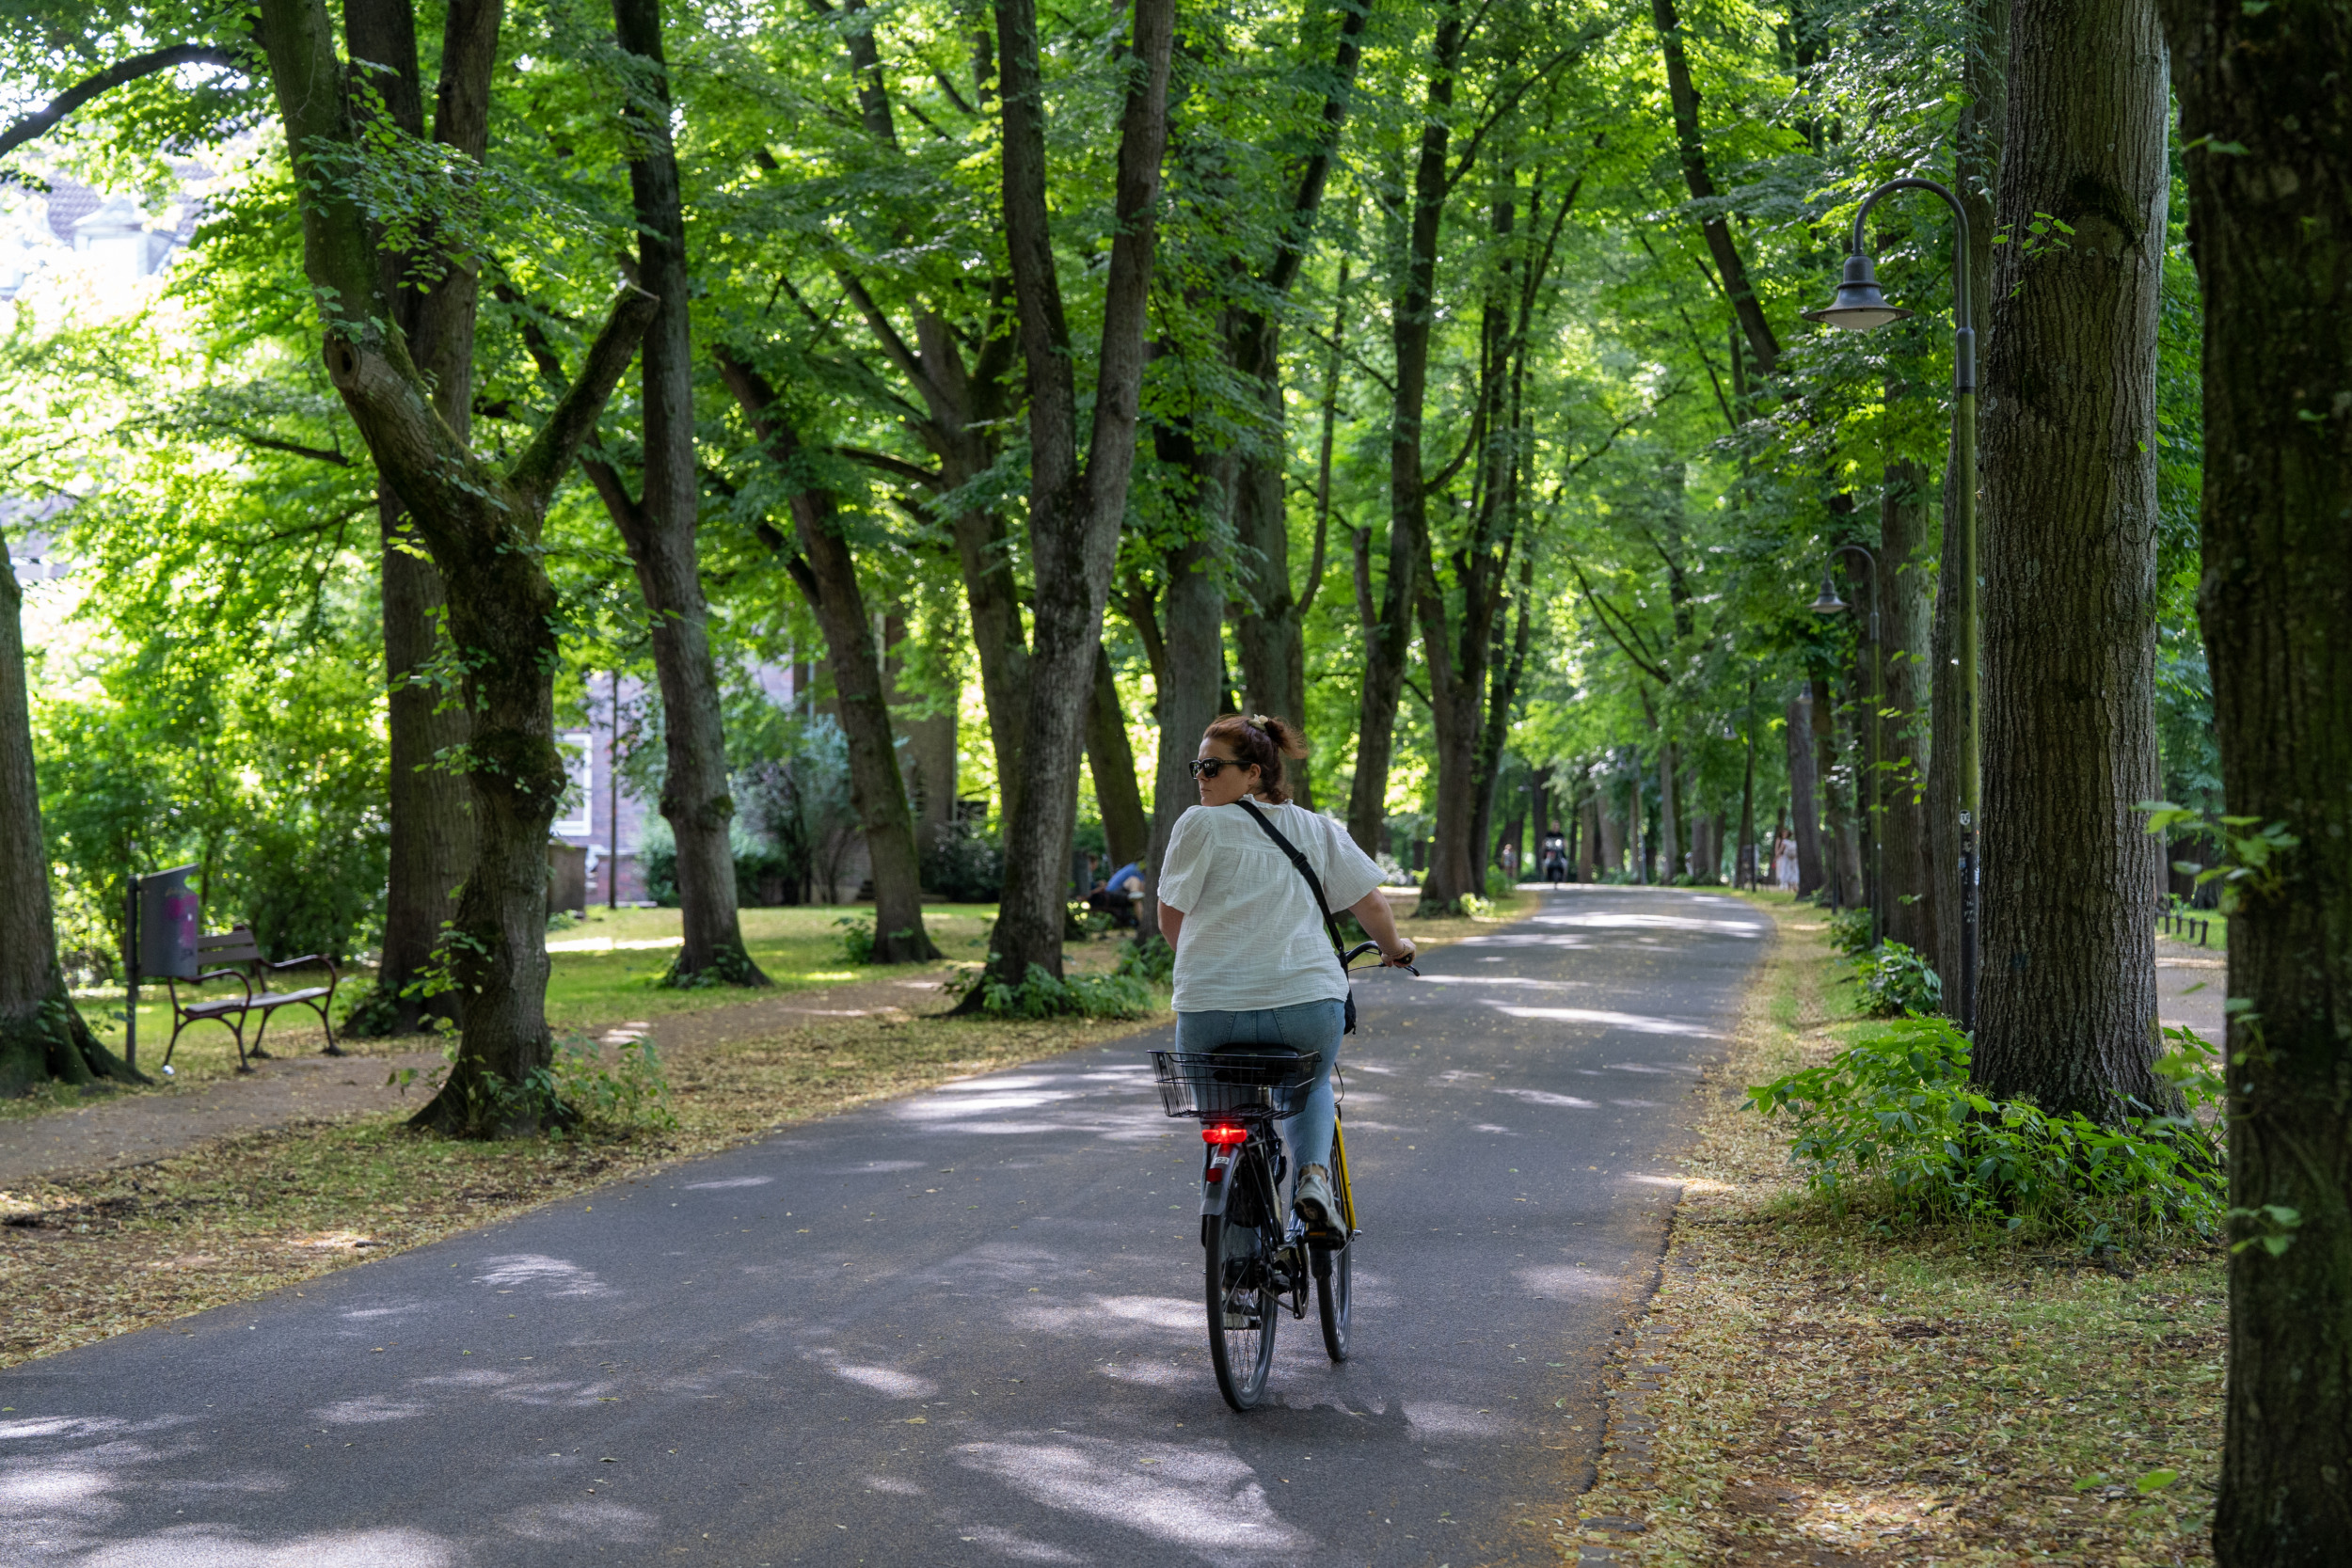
<box><xmin>1342</xmin><ymin>940</ymin><xmax>1419</xmax><ymax>976</ymax></box>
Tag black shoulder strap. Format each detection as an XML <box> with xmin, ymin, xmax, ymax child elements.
<box><xmin>1236</xmin><ymin>799</ymin><xmax>1348</xmax><ymax>963</ymax></box>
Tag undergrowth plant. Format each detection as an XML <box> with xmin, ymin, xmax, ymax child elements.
<box><xmin>980</xmin><ymin>963</ymin><xmax>1152</xmax><ymax>1021</ymax></box>
<box><xmin>1855</xmin><ymin>941</ymin><xmax>1944</xmax><ymax>1017</ymax></box>
<box><xmin>1750</xmin><ymin>1017</ymin><xmax>2225</xmax><ymax>1248</ymax></box>
<box><xmin>1825</xmin><ymin>907</ymin><xmax>1875</xmax><ymax>956</ymax></box>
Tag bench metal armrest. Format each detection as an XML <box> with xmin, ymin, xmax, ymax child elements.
<box><xmin>168</xmin><ymin>969</ymin><xmax>254</xmax><ymax>1012</ymax></box>
<box><xmin>256</xmin><ymin>953</ymin><xmax>340</xmax><ymax>1000</ymax></box>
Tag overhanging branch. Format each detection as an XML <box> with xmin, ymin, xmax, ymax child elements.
<box><xmin>0</xmin><ymin>45</ymin><xmax>243</xmax><ymax>162</ymax></box>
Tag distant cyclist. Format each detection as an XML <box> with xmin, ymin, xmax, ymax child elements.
<box><xmin>1156</xmin><ymin>715</ymin><xmax>1416</xmax><ymax>1235</ymax></box>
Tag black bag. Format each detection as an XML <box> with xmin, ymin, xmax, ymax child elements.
<box><xmin>1236</xmin><ymin>798</ymin><xmax>1359</xmax><ymax>1036</ymax></box>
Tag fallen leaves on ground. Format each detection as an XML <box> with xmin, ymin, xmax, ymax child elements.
<box><xmin>1558</xmin><ymin>896</ymin><xmax>2223</xmax><ymax>1568</ymax></box>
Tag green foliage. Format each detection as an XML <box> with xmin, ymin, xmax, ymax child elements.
<box><xmin>979</xmin><ymin>964</ymin><xmax>1152</xmax><ymax>1022</ymax></box>
<box><xmin>1484</xmin><ymin>863</ymin><xmax>1516</xmax><ymax>898</ymax></box>
<box><xmin>389</xmin><ymin>1031</ymin><xmax>675</xmax><ymax>1135</ymax></box>
<box><xmin>1116</xmin><ymin>933</ymin><xmax>1175</xmax><ymax>984</ymax></box>
<box><xmin>835</xmin><ymin>913</ymin><xmax>874</xmax><ymax>965</ymax></box>
<box><xmin>921</xmin><ymin>820</ymin><xmax>1005</xmax><ymax>903</ymax></box>
<box><xmin>1854</xmin><ymin>941</ymin><xmax>1943</xmax><ymax>1018</ymax></box>
<box><xmin>1749</xmin><ymin>1018</ymin><xmax>2225</xmax><ymax>1247</ymax></box>
<box><xmin>2142</xmin><ymin>801</ymin><xmax>2298</xmax><ymax>912</ymax></box>
<box><xmin>1825</xmin><ymin>907</ymin><xmax>1876</xmax><ymax>957</ymax></box>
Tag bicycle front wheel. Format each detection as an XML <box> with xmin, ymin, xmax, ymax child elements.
<box><xmin>1316</xmin><ymin>1120</ymin><xmax>1355</xmax><ymax>1360</ymax></box>
<box><xmin>1205</xmin><ymin>1211</ymin><xmax>1279</xmax><ymax>1410</ymax></box>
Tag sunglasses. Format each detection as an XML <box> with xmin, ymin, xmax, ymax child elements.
<box><xmin>1188</xmin><ymin>757</ymin><xmax>1248</xmax><ymax>780</ymax></box>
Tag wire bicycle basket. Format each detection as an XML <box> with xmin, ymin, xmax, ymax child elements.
<box><xmin>1151</xmin><ymin>1050</ymin><xmax>1323</xmax><ymax>1120</ymax></box>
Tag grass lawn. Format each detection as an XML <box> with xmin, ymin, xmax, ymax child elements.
<box><xmin>63</xmin><ymin>902</ymin><xmax>1019</xmax><ymax>1093</ymax></box>
<box><xmin>1561</xmin><ymin>892</ymin><xmax>2224</xmax><ymax>1566</ymax></box>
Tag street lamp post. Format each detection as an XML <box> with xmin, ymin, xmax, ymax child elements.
<box><xmin>1810</xmin><ymin>546</ymin><xmax>1883</xmax><ymax>950</ymax></box>
<box><xmin>1801</xmin><ymin>176</ymin><xmax>1979</xmax><ymax>1034</ymax></box>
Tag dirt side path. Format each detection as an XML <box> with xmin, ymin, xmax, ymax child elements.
<box><xmin>0</xmin><ymin>974</ymin><xmax>956</xmax><ymax>1190</ymax></box>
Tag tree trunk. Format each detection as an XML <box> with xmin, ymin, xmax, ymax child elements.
<box><xmin>0</xmin><ymin>534</ymin><xmax>144</xmax><ymax>1095</ymax></box>
<box><xmin>1598</xmin><ymin>788</ymin><xmax>1625</xmax><ymax>877</ymax></box>
<box><xmin>255</xmin><ymin>0</ymin><xmax>655</xmax><ymax>1135</ymax></box>
<box><xmin>1788</xmin><ymin>692</ymin><xmax>1824</xmax><ymax>896</ymax></box>
<box><xmin>1086</xmin><ymin>642</ymin><xmax>1149</xmax><ymax>870</ymax></box>
<box><xmin>1880</xmin><ymin>458</ymin><xmax>1936</xmax><ymax>954</ymax></box>
<box><xmin>606</xmin><ymin>0</ymin><xmax>765</xmax><ymax>986</ymax></box>
<box><xmin>1657</xmin><ymin>742</ymin><xmax>1681</xmax><ymax>882</ymax></box>
<box><xmin>1350</xmin><ymin>0</ymin><xmax>1466</xmax><ymax>863</ymax></box>
<box><xmin>1651</xmin><ymin>0</ymin><xmax>1780</xmax><ymax>376</ymax></box>
<box><xmin>977</xmin><ymin>0</ymin><xmax>1172</xmax><ymax>990</ymax></box>
<box><xmin>1738</xmin><ymin>680</ymin><xmax>1757</xmax><ymax>888</ymax></box>
<box><xmin>1971</xmin><ymin>0</ymin><xmax>2170</xmax><ymax>1121</ymax></box>
<box><xmin>713</xmin><ymin>355</ymin><xmax>937</xmax><ymax>962</ymax></box>
<box><xmin>1930</xmin><ymin>0</ymin><xmax>2009</xmax><ymax>1005</ymax></box>
<box><xmin>347</xmin><ymin>0</ymin><xmax>472</xmax><ymax>1037</ymax></box>
<box><xmin>1814</xmin><ymin>673</ymin><xmax>1863</xmax><ymax>907</ymax></box>
<box><xmin>1145</xmin><ymin>536</ymin><xmax>1223</xmax><ymax>921</ymax></box>
<box><xmin>2161</xmin><ymin>4</ymin><xmax>2352</xmax><ymax>1557</ymax></box>
<box><xmin>1579</xmin><ymin>795</ymin><xmax>1600</xmax><ymax>880</ymax></box>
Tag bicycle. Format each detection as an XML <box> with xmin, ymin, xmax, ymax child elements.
<box><xmin>1149</xmin><ymin>941</ymin><xmax>1409</xmax><ymax>1411</ymax></box>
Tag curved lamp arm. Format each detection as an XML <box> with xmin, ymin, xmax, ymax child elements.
<box><xmin>1851</xmin><ymin>177</ymin><xmax>1976</xmax><ymax>390</ymax></box>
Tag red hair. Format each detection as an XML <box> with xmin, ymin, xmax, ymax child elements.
<box><xmin>1202</xmin><ymin>714</ymin><xmax>1309</xmax><ymax>804</ymax></box>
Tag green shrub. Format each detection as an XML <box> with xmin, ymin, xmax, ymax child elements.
<box><xmin>1485</xmin><ymin>863</ymin><xmax>1516</xmax><ymax>897</ymax></box>
<box><xmin>1825</xmin><ymin>907</ymin><xmax>1875</xmax><ymax>956</ymax></box>
<box><xmin>1116</xmin><ymin>933</ymin><xmax>1174</xmax><ymax>984</ymax></box>
<box><xmin>1856</xmin><ymin>941</ymin><xmax>1944</xmax><ymax>1017</ymax></box>
<box><xmin>835</xmin><ymin>914</ymin><xmax>876</xmax><ymax>964</ymax></box>
<box><xmin>1457</xmin><ymin>893</ymin><xmax>1494</xmax><ymax>917</ymax></box>
<box><xmin>980</xmin><ymin>963</ymin><xmax>1152</xmax><ymax>1021</ymax></box>
<box><xmin>1748</xmin><ymin>1017</ymin><xmax>2224</xmax><ymax>1246</ymax></box>
<box><xmin>922</xmin><ymin>820</ymin><xmax>1005</xmax><ymax>902</ymax></box>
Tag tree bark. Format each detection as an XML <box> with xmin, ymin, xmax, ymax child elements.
<box><xmin>254</xmin><ymin>0</ymin><xmax>655</xmax><ymax>1135</ymax></box>
<box><xmin>346</xmin><ymin>0</ymin><xmax>472</xmax><ymax>1037</ymax></box>
<box><xmin>1145</xmin><ymin>536</ymin><xmax>1224</xmax><ymax>920</ymax></box>
<box><xmin>0</xmin><ymin>534</ymin><xmax>144</xmax><ymax>1095</ymax></box>
<box><xmin>1650</xmin><ymin>0</ymin><xmax>1780</xmax><ymax>376</ymax></box>
<box><xmin>1349</xmin><ymin>0</ymin><xmax>1466</xmax><ymax>862</ymax></box>
<box><xmin>1929</xmin><ymin>0</ymin><xmax>2010</xmax><ymax>1002</ymax></box>
<box><xmin>1657</xmin><ymin>742</ymin><xmax>1681</xmax><ymax>881</ymax></box>
<box><xmin>608</xmin><ymin>0</ymin><xmax>765</xmax><ymax>985</ymax></box>
<box><xmin>2160</xmin><ymin>1</ymin><xmax>2352</xmax><ymax>1557</ymax></box>
<box><xmin>1787</xmin><ymin>691</ymin><xmax>1824</xmax><ymax>895</ymax></box>
<box><xmin>1085</xmin><ymin>642</ymin><xmax>1149</xmax><ymax>870</ymax></box>
<box><xmin>1971</xmin><ymin>0</ymin><xmax>2170</xmax><ymax>1120</ymax></box>
<box><xmin>714</xmin><ymin>354</ymin><xmax>940</xmax><ymax>964</ymax></box>
<box><xmin>1880</xmin><ymin>458</ymin><xmax>1935</xmax><ymax>953</ymax></box>
<box><xmin>978</xmin><ymin>0</ymin><xmax>1173</xmax><ymax>990</ymax></box>
<box><xmin>1813</xmin><ymin>673</ymin><xmax>1863</xmax><ymax>906</ymax></box>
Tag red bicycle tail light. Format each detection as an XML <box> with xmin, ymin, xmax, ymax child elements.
<box><xmin>1201</xmin><ymin>1124</ymin><xmax>1248</xmax><ymax>1147</ymax></box>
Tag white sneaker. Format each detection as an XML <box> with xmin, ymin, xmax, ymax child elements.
<box><xmin>1294</xmin><ymin>1165</ymin><xmax>1340</xmax><ymax>1236</ymax></box>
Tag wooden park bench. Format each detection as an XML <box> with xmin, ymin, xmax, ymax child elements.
<box><xmin>161</xmin><ymin>926</ymin><xmax>343</xmax><ymax>1072</ymax></box>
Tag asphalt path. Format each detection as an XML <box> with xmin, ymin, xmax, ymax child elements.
<box><xmin>1</xmin><ymin>884</ymin><xmax>1770</xmax><ymax>1568</ymax></box>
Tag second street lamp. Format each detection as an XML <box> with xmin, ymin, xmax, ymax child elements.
<box><xmin>1810</xmin><ymin>546</ymin><xmax>1883</xmax><ymax>951</ymax></box>
<box><xmin>1801</xmin><ymin>175</ymin><xmax>1980</xmax><ymax>1035</ymax></box>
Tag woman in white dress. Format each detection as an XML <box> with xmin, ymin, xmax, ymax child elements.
<box><xmin>1156</xmin><ymin>716</ymin><xmax>1418</xmax><ymax>1232</ymax></box>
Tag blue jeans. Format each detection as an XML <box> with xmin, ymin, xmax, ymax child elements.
<box><xmin>1174</xmin><ymin>999</ymin><xmax>1346</xmax><ymax>1187</ymax></box>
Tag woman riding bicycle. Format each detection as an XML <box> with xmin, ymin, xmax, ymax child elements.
<box><xmin>1156</xmin><ymin>715</ymin><xmax>1417</xmax><ymax>1236</ymax></box>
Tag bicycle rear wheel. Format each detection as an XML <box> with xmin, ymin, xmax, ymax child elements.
<box><xmin>1316</xmin><ymin>1119</ymin><xmax>1355</xmax><ymax>1360</ymax></box>
<box><xmin>1205</xmin><ymin>1207</ymin><xmax>1279</xmax><ymax>1410</ymax></box>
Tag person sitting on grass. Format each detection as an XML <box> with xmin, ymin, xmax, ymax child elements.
<box><xmin>1087</xmin><ymin>860</ymin><xmax>1146</xmax><ymax>927</ymax></box>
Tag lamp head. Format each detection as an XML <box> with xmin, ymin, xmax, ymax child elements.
<box><xmin>1801</xmin><ymin>253</ymin><xmax>1914</xmax><ymax>332</ymax></box>
<box><xmin>1809</xmin><ymin>574</ymin><xmax>1848</xmax><ymax>616</ymax></box>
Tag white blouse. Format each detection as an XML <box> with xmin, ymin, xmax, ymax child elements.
<box><xmin>1157</xmin><ymin>800</ymin><xmax>1387</xmax><ymax>1013</ymax></box>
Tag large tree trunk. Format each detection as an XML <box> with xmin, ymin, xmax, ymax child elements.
<box><xmin>255</xmin><ymin>0</ymin><xmax>655</xmax><ymax>1135</ymax></box>
<box><xmin>1971</xmin><ymin>0</ymin><xmax>2170</xmax><ymax>1120</ymax></box>
<box><xmin>1651</xmin><ymin>0</ymin><xmax>1779</xmax><ymax>376</ymax></box>
<box><xmin>977</xmin><ymin>0</ymin><xmax>1172</xmax><ymax>989</ymax></box>
<box><xmin>1350</xmin><ymin>0</ymin><xmax>1466</xmax><ymax>862</ymax></box>
<box><xmin>1085</xmin><ymin>643</ymin><xmax>1149</xmax><ymax>870</ymax></box>
<box><xmin>2161</xmin><ymin>2</ymin><xmax>2352</xmax><ymax>1558</ymax></box>
<box><xmin>1929</xmin><ymin>0</ymin><xmax>2010</xmax><ymax>1004</ymax></box>
<box><xmin>347</xmin><ymin>0</ymin><xmax>473</xmax><ymax>1037</ymax></box>
<box><xmin>1787</xmin><ymin>691</ymin><xmax>1824</xmax><ymax>895</ymax></box>
<box><xmin>1814</xmin><ymin>673</ymin><xmax>1863</xmax><ymax>907</ymax></box>
<box><xmin>0</xmin><ymin>535</ymin><xmax>144</xmax><ymax>1096</ymax></box>
<box><xmin>1880</xmin><ymin>458</ymin><xmax>1935</xmax><ymax>953</ymax></box>
<box><xmin>1144</xmin><ymin>536</ymin><xmax>1223</xmax><ymax>923</ymax></box>
<box><xmin>713</xmin><ymin>354</ymin><xmax>940</xmax><ymax>964</ymax></box>
<box><xmin>610</xmin><ymin>0</ymin><xmax>765</xmax><ymax>986</ymax></box>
